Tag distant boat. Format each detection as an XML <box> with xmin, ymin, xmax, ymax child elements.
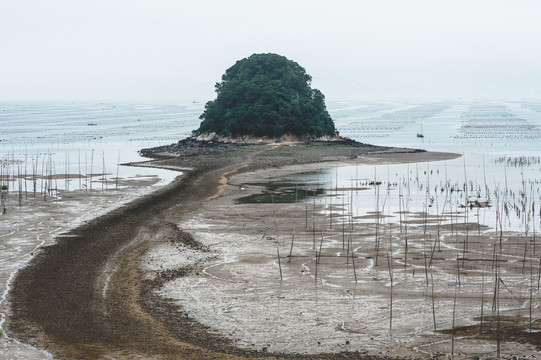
<box><xmin>416</xmin><ymin>124</ymin><xmax>424</xmax><ymax>138</ymax></box>
<box><xmin>87</xmin><ymin>122</ymin><xmax>98</xmax><ymax>126</ymax></box>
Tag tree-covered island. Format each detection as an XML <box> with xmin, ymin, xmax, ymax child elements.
<box><xmin>194</xmin><ymin>53</ymin><xmax>337</xmax><ymax>139</ymax></box>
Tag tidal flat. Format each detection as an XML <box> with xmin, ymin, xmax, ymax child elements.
<box><xmin>3</xmin><ymin>99</ymin><xmax>541</xmax><ymax>359</ymax></box>
<box><xmin>148</xmin><ymin>148</ymin><xmax>541</xmax><ymax>359</ymax></box>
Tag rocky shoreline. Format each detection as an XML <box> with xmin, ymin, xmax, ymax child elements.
<box><xmin>139</xmin><ymin>136</ymin><xmax>425</xmax><ymax>172</ymax></box>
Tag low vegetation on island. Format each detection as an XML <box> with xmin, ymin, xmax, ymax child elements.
<box><xmin>194</xmin><ymin>53</ymin><xmax>337</xmax><ymax>139</ymax></box>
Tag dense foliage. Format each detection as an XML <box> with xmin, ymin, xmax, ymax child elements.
<box><xmin>194</xmin><ymin>53</ymin><xmax>336</xmax><ymax>138</ymax></box>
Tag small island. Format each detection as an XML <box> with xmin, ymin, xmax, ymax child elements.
<box><xmin>195</xmin><ymin>53</ymin><xmax>337</xmax><ymax>139</ymax></box>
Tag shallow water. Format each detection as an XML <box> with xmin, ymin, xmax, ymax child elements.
<box><xmin>0</xmin><ymin>102</ymin><xmax>201</xmax><ymax>197</ymax></box>
<box><xmin>2</xmin><ymin>99</ymin><xmax>540</xmax><ymax>200</ymax></box>
<box><xmin>325</xmin><ymin>99</ymin><xmax>541</xmax><ymax>234</ymax></box>
<box><xmin>232</xmin><ymin>100</ymin><xmax>541</xmax><ymax>233</ymax></box>
<box><xmin>2</xmin><ymin>99</ymin><xmax>541</xmax><ymax>250</ymax></box>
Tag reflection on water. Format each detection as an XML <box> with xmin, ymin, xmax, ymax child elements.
<box><xmin>235</xmin><ymin>182</ymin><xmax>326</xmax><ymax>204</ymax></box>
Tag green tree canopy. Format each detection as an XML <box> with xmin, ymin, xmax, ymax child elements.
<box><xmin>194</xmin><ymin>53</ymin><xmax>336</xmax><ymax>138</ymax></box>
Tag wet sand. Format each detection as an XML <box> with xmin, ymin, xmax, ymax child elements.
<box><xmin>10</xmin><ymin>139</ymin><xmax>528</xmax><ymax>359</ymax></box>
<box><xmin>0</xmin><ymin>175</ymin><xmax>170</xmax><ymax>358</ymax></box>
<box><xmin>168</xmin><ymin>158</ymin><xmax>541</xmax><ymax>359</ymax></box>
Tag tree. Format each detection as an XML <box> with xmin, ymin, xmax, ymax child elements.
<box><xmin>194</xmin><ymin>53</ymin><xmax>336</xmax><ymax>138</ymax></box>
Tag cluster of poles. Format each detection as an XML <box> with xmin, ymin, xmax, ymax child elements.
<box><xmin>0</xmin><ymin>149</ymin><xmax>121</xmax><ymax>211</ymax></box>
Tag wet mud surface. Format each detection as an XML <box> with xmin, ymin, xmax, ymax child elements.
<box><xmin>6</xmin><ymin>138</ymin><xmax>493</xmax><ymax>359</ymax></box>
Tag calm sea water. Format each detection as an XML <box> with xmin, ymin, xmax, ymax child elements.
<box><xmin>2</xmin><ymin>99</ymin><xmax>541</xmax><ymax>231</ymax></box>
<box><xmin>0</xmin><ymin>102</ymin><xmax>203</xmax><ymax>191</ymax></box>
<box><xmin>327</xmin><ymin>99</ymin><xmax>541</xmax><ymax>233</ymax></box>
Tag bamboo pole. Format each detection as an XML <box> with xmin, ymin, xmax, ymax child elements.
<box><xmin>116</xmin><ymin>150</ymin><xmax>120</xmax><ymax>190</ymax></box>
<box><xmin>329</xmin><ymin>179</ymin><xmax>333</xmax><ymax>230</ymax></box>
<box><xmin>65</xmin><ymin>151</ymin><xmax>68</xmax><ymax>192</ymax></box>
<box><xmin>451</xmin><ymin>253</ymin><xmax>459</xmax><ymax>358</ymax></box>
<box><xmin>90</xmin><ymin>149</ymin><xmax>94</xmax><ymax>190</ymax></box>
<box><xmin>78</xmin><ymin>149</ymin><xmax>81</xmax><ymax>190</ymax></box>
<box><xmin>430</xmin><ymin>256</ymin><xmax>436</xmax><ymax>331</ymax></box>
<box><xmin>351</xmin><ymin>244</ymin><xmax>357</xmax><ymax>284</ymax></box>
<box><xmin>537</xmin><ymin>257</ymin><xmax>541</xmax><ymax>291</ymax></box>
<box><xmin>314</xmin><ymin>247</ymin><xmax>318</xmax><ymax>283</ymax></box>
<box><xmin>33</xmin><ymin>153</ymin><xmax>38</xmax><ymax>198</ymax></box>
<box><xmin>496</xmin><ymin>252</ymin><xmax>501</xmax><ymax>358</ymax></box>
<box><xmin>530</xmin><ymin>263</ymin><xmax>533</xmax><ymax>333</ymax></box>
<box><xmin>24</xmin><ymin>151</ymin><xmax>28</xmax><ymax>200</ymax></box>
<box><xmin>522</xmin><ymin>241</ymin><xmax>528</xmax><ymax>272</ymax></box>
<box><xmin>67</xmin><ymin>151</ymin><xmax>70</xmax><ymax>192</ymax></box>
<box><xmin>387</xmin><ymin>251</ymin><xmax>393</xmax><ymax>331</ymax></box>
<box><xmin>480</xmin><ymin>232</ymin><xmax>485</xmax><ymax>334</ymax></box>
<box><xmin>276</xmin><ymin>243</ymin><xmax>282</xmax><ymax>281</ymax></box>
<box><xmin>288</xmin><ymin>235</ymin><xmax>294</xmax><ymax>263</ymax></box>
<box><xmin>346</xmin><ymin>236</ymin><xmax>350</xmax><ymax>266</ymax></box>
<box><xmin>305</xmin><ymin>192</ymin><xmax>309</xmax><ymax>230</ymax></box>
<box><xmin>17</xmin><ymin>163</ymin><xmax>22</xmax><ymax>207</ymax></box>
<box><xmin>84</xmin><ymin>153</ymin><xmax>88</xmax><ymax>192</ymax></box>
<box><xmin>318</xmin><ymin>236</ymin><xmax>324</xmax><ymax>265</ymax></box>
<box><xmin>102</xmin><ymin>150</ymin><xmax>106</xmax><ymax>190</ymax></box>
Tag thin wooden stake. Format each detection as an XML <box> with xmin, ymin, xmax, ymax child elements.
<box><xmin>116</xmin><ymin>150</ymin><xmax>120</xmax><ymax>189</ymax></box>
<box><xmin>522</xmin><ymin>241</ymin><xmax>528</xmax><ymax>272</ymax></box>
<box><xmin>387</xmin><ymin>252</ymin><xmax>393</xmax><ymax>331</ymax></box>
<box><xmin>431</xmin><ymin>258</ymin><xmax>436</xmax><ymax>331</ymax></box>
<box><xmin>276</xmin><ymin>243</ymin><xmax>282</xmax><ymax>281</ymax></box>
<box><xmin>288</xmin><ymin>235</ymin><xmax>294</xmax><ymax>263</ymax></box>
<box><xmin>537</xmin><ymin>257</ymin><xmax>541</xmax><ymax>291</ymax></box>
<box><xmin>530</xmin><ymin>263</ymin><xmax>533</xmax><ymax>333</ymax></box>
<box><xmin>351</xmin><ymin>247</ymin><xmax>357</xmax><ymax>283</ymax></box>
<box><xmin>346</xmin><ymin>236</ymin><xmax>350</xmax><ymax>265</ymax></box>
<box><xmin>451</xmin><ymin>255</ymin><xmax>459</xmax><ymax>358</ymax></box>
<box><xmin>90</xmin><ymin>149</ymin><xmax>94</xmax><ymax>190</ymax></box>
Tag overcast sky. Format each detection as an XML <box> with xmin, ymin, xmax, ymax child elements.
<box><xmin>1</xmin><ymin>0</ymin><xmax>540</xmax><ymax>102</ymax></box>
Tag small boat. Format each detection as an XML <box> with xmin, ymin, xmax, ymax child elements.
<box><xmin>87</xmin><ymin>122</ymin><xmax>98</xmax><ymax>126</ymax></box>
<box><xmin>416</xmin><ymin>124</ymin><xmax>424</xmax><ymax>138</ymax></box>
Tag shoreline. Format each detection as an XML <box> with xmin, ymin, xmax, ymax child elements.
<box><xmin>4</xmin><ymin>140</ymin><xmax>471</xmax><ymax>359</ymax></box>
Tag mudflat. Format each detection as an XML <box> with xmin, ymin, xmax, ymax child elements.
<box><xmin>7</xmin><ymin>139</ymin><xmax>465</xmax><ymax>359</ymax></box>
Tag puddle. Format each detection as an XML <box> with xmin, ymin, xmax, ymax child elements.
<box><xmin>235</xmin><ymin>181</ymin><xmax>326</xmax><ymax>204</ymax></box>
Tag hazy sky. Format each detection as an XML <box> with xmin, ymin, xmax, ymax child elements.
<box><xmin>2</xmin><ymin>0</ymin><xmax>540</xmax><ymax>102</ymax></box>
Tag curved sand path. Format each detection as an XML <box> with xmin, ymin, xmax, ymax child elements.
<box><xmin>7</xmin><ymin>161</ymin><xmax>252</xmax><ymax>359</ymax></box>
